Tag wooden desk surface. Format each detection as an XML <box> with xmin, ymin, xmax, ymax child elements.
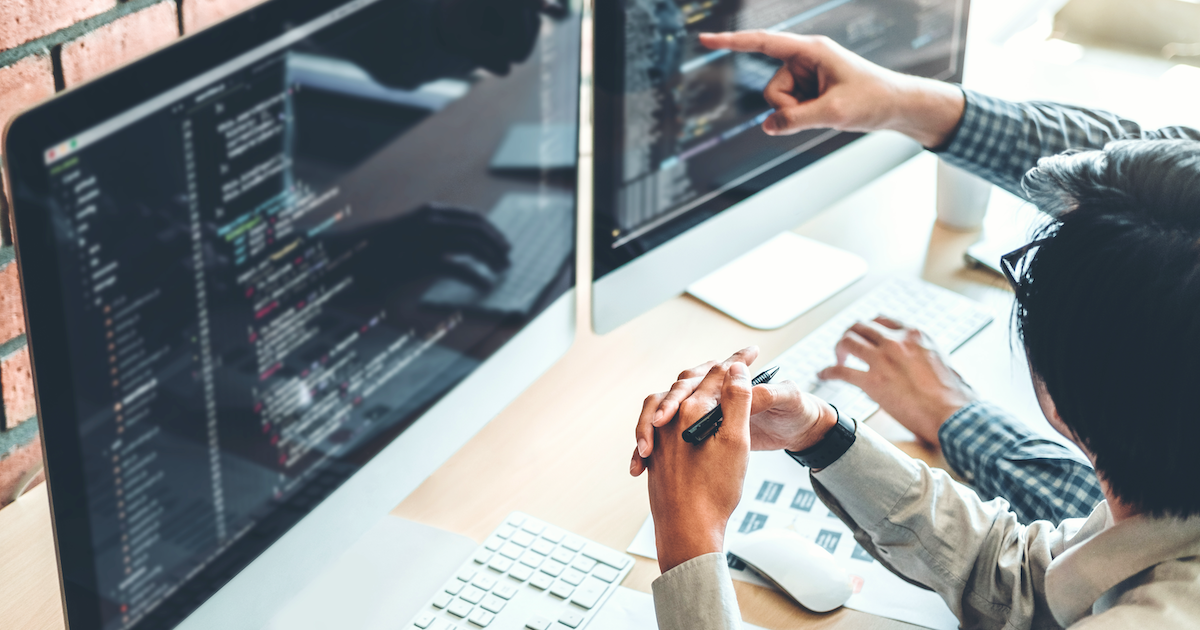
<box><xmin>0</xmin><ymin>151</ymin><xmax>1027</xmax><ymax>629</ymax></box>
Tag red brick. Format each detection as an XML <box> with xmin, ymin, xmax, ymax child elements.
<box><xmin>3</xmin><ymin>346</ymin><xmax>35</xmax><ymax>430</ymax></box>
<box><xmin>60</xmin><ymin>1</ymin><xmax>179</xmax><ymax>88</ymax></box>
<box><xmin>0</xmin><ymin>434</ymin><xmax>44</xmax><ymax>508</ymax></box>
<box><xmin>0</xmin><ymin>55</ymin><xmax>56</xmax><ymax>138</ymax></box>
<box><xmin>0</xmin><ymin>262</ymin><xmax>25</xmax><ymax>343</ymax></box>
<box><xmin>182</xmin><ymin>0</ymin><xmax>267</xmax><ymax>33</ymax></box>
<box><xmin>0</xmin><ymin>0</ymin><xmax>114</xmax><ymax>52</ymax></box>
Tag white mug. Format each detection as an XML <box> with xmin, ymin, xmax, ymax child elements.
<box><xmin>936</xmin><ymin>158</ymin><xmax>993</xmax><ymax>231</ymax></box>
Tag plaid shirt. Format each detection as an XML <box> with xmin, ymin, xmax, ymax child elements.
<box><xmin>939</xmin><ymin>402</ymin><xmax>1103</xmax><ymax>524</ymax></box>
<box><xmin>940</xmin><ymin>89</ymin><xmax>1200</xmax><ymax>200</ymax></box>
<box><xmin>928</xmin><ymin>89</ymin><xmax>1200</xmax><ymax>523</ymax></box>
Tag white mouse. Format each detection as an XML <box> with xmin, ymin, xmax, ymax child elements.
<box><xmin>727</xmin><ymin>528</ymin><xmax>854</xmax><ymax>613</ymax></box>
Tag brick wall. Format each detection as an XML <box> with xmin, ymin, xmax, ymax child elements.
<box><xmin>0</xmin><ymin>0</ymin><xmax>266</xmax><ymax>509</ymax></box>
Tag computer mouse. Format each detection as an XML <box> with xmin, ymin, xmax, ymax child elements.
<box><xmin>727</xmin><ymin>528</ymin><xmax>854</xmax><ymax>613</ymax></box>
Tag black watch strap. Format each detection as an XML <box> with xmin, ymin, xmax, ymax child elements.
<box><xmin>785</xmin><ymin>405</ymin><xmax>856</xmax><ymax>469</ymax></box>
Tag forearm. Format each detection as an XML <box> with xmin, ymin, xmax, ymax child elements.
<box><xmin>937</xmin><ymin>90</ymin><xmax>1200</xmax><ymax>200</ymax></box>
<box><xmin>940</xmin><ymin>402</ymin><xmax>1104</xmax><ymax>524</ymax></box>
<box><xmin>810</xmin><ymin>424</ymin><xmax>1061</xmax><ymax>629</ymax></box>
<box><xmin>884</xmin><ymin>75</ymin><xmax>967</xmax><ymax>150</ymax></box>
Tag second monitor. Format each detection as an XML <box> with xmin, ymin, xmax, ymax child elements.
<box><xmin>592</xmin><ymin>0</ymin><xmax>971</xmax><ymax>333</ymax></box>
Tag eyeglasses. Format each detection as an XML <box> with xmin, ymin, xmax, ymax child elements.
<box><xmin>1000</xmin><ymin>238</ymin><xmax>1050</xmax><ymax>291</ymax></box>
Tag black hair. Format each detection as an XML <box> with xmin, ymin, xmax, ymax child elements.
<box><xmin>1016</xmin><ymin>139</ymin><xmax>1200</xmax><ymax>518</ymax></box>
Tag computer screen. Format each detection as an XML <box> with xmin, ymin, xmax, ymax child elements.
<box><xmin>7</xmin><ymin>1</ymin><xmax>579</xmax><ymax>628</ymax></box>
<box><xmin>593</xmin><ymin>0</ymin><xmax>968</xmax><ymax>278</ymax></box>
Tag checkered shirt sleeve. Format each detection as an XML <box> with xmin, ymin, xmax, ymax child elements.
<box><xmin>938</xmin><ymin>89</ymin><xmax>1200</xmax><ymax>201</ymax></box>
<box><xmin>939</xmin><ymin>401</ymin><xmax>1104</xmax><ymax>524</ymax></box>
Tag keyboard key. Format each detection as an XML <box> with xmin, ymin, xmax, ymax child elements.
<box><xmin>539</xmin><ymin>560</ymin><xmax>565</xmax><ymax>577</ymax></box>
<box><xmin>571</xmin><ymin>577</ymin><xmax>608</xmax><ymax>609</ymax></box>
<box><xmin>582</xmin><ymin>544</ymin><xmax>630</xmax><ymax>569</ymax></box>
<box><xmin>445</xmin><ymin>579</ymin><xmax>465</xmax><ymax>595</ymax></box>
<box><xmin>519</xmin><ymin>550</ymin><xmax>544</xmax><ymax>568</ymax></box>
<box><xmin>448</xmin><ymin>599</ymin><xmax>473</xmax><ymax>618</ymax></box>
<box><xmin>560</xmin><ymin>568</ymin><xmax>585</xmax><ymax>586</ymax></box>
<box><xmin>472</xmin><ymin>574</ymin><xmax>497</xmax><ymax>591</ymax></box>
<box><xmin>531</xmin><ymin>539</ymin><xmax>555</xmax><ymax>556</ymax></box>
<box><xmin>550</xmin><ymin>548</ymin><xmax>574</xmax><ymax>565</ymax></box>
<box><xmin>484</xmin><ymin>537</ymin><xmax>503</xmax><ymax>552</ymax></box>
<box><xmin>460</xmin><ymin>586</ymin><xmax>485</xmax><ymax>604</ymax></box>
<box><xmin>592</xmin><ymin>565</ymin><xmax>620</xmax><ymax>583</ymax></box>
<box><xmin>494</xmin><ymin>582</ymin><xmax>519</xmax><ymax>600</ymax></box>
<box><xmin>508</xmin><ymin>564</ymin><xmax>534</xmax><ymax>581</ymax></box>
<box><xmin>570</xmin><ymin>557</ymin><xmax>596</xmax><ymax>573</ymax></box>
<box><xmin>525</xmin><ymin>617</ymin><xmax>551</xmax><ymax>630</ymax></box>
<box><xmin>468</xmin><ymin>608</ymin><xmax>495</xmax><ymax>627</ymax></box>
<box><xmin>530</xmin><ymin>573</ymin><xmax>554</xmax><ymax>590</ymax></box>
<box><xmin>432</xmin><ymin>592</ymin><xmax>453</xmax><ymax>609</ymax></box>
<box><xmin>457</xmin><ymin>568</ymin><xmax>477</xmax><ymax>583</ymax></box>
<box><xmin>558</xmin><ymin>609</ymin><xmax>585</xmax><ymax>628</ymax></box>
<box><xmin>549</xmin><ymin>580</ymin><xmax>574</xmax><ymax>599</ymax></box>
<box><xmin>561</xmin><ymin>537</ymin><xmax>585</xmax><ymax>552</ymax></box>
<box><xmin>480</xmin><ymin>594</ymin><xmax>506</xmax><ymax>614</ymax></box>
<box><xmin>415</xmin><ymin>613</ymin><xmax>436</xmax><ymax>628</ymax></box>
<box><xmin>511</xmin><ymin>530</ymin><xmax>536</xmax><ymax>547</ymax></box>
<box><xmin>488</xmin><ymin>557</ymin><xmax>514</xmax><ymax>573</ymax></box>
<box><xmin>473</xmin><ymin>550</ymin><xmax>493</xmax><ymax>565</ymax></box>
<box><xmin>499</xmin><ymin>542</ymin><xmax>525</xmax><ymax>560</ymax></box>
<box><xmin>496</xmin><ymin>525</ymin><xmax>517</xmax><ymax>539</ymax></box>
<box><xmin>521</xmin><ymin>520</ymin><xmax>546</xmax><ymax>536</ymax></box>
<box><xmin>506</xmin><ymin>514</ymin><xmax>527</xmax><ymax>527</ymax></box>
<box><xmin>541</xmin><ymin>527</ymin><xmax>565</xmax><ymax>544</ymax></box>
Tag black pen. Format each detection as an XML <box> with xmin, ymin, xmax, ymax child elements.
<box><xmin>682</xmin><ymin>366</ymin><xmax>780</xmax><ymax>444</ymax></box>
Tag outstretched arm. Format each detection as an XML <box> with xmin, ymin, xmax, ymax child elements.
<box><xmin>700</xmin><ymin>30</ymin><xmax>1200</xmax><ymax>199</ymax></box>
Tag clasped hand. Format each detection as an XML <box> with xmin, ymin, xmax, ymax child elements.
<box><xmin>631</xmin><ymin>347</ymin><xmax>836</xmax><ymax>573</ymax></box>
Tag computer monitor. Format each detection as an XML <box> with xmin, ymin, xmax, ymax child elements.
<box><xmin>592</xmin><ymin>0</ymin><xmax>971</xmax><ymax>333</ymax></box>
<box><xmin>2</xmin><ymin>0</ymin><xmax>580</xmax><ymax>628</ymax></box>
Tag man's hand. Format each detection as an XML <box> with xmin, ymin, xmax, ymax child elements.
<box><xmin>631</xmin><ymin>347</ymin><xmax>837</xmax><ymax>478</ymax></box>
<box><xmin>818</xmin><ymin>316</ymin><xmax>976</xmax><ymax>446</ymax></box>
<box><xmin>644</xmin><ymin>363</ymin><xmax>754</xmax><ymax>573</ymax></box>
<box><xmin>697</xmin><ymin>31</ymin><xmax>965</xmax><ymax>148</ymax></box>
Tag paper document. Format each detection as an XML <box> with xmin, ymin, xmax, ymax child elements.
<box><xmin>626</xmin><ymin>450</ymin><xmax>959</xmax><ymax>630</ymax></box>
<box><xmin>590</xmin><ymin>586</ymin><xmax>767</xmax><ymax>630</ymax></box>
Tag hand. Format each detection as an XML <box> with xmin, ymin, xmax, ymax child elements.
<box><xmin>697</xmin><ymin>31</ymin><xmax>965</xmax><ymax>148</ymax></box>
<box><xmin>818</xmin><ymin>316</ymin><xmax>976</xmax><ymax>446</ymax></box>
<box><xmin>644</xmin><ymin>363</ymin><xmax>754</xmax><ymax>573</ymax></box>
<box><xmin>437</xmin><ymin>0</ymin><xmax>554</xmax><ymax>76</ymax></box>
<box><xmin>630</xmin><ymin>347</ymin><xmax>837</xmax><ymax>478</ymax></box>
<box><xmin>347</xmin><ymin>203</ymin><xmax>511</xmax><ymax>286</ymax></box>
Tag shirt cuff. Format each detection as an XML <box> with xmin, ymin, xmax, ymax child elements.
<box><xmin>811</xmin><ymin>424</ymin><xmax>925</xmax><ymax>528</ymax></box>
<box><xmin>652</xmin><ymin>552</ymin><xmax>743</xmax><ymax>630</ymax></box>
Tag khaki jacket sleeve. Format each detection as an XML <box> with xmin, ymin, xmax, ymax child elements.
<box><xmin>651</xmin><ymin>552</ymin><xmax>743</xmax><ymax>630</ymax></box>
<box><xmin>812</xmin><ymin>425</ymin><xmax>1086</xmax><ymax>630</ymax></box>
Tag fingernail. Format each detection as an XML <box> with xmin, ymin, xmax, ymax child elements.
<box><xmin>629</xmin><ymin>458</ymin><xmax>638</xmax><ymax>475</ymax></box>
<box><xmin>653</xmin><ymin>409</ymin><xmax>663</xmax><ymax>423</ymax></box>
<box><xmin>637</xmin><ymin>438</ymin><xmax>649</xmax><ymax>458</ymax></box>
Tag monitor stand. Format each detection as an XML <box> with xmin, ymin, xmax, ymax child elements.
<box><xmin>686</xmin><ymin>232</ymin><xmax>867</xmax><ymax>330</ymax></box>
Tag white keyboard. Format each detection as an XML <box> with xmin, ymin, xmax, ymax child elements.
<box><xmin>773</xmin><ymin>278</ymin><xmax>994</xmax><ymax>420</ymax></box>
<box><xmin>406</xmin><ymin>512</ymin><xmax>633</xmax><ymax>630</ymax></box>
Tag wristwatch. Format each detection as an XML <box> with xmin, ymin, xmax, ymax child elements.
<box><xmin>785</xmin><ymin>405</ymin><xmax>857</xmax><ymax>469</ymax></box>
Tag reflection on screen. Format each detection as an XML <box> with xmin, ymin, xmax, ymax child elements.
<box><xmin>595</xmin><ymin>0</ymin><xmax>966</xmax><ymax>274</ymax></box>
<box><xmin>38</xmin><ymin>1</ymin><xmax>579</xmax><ymax>628</ymax></box>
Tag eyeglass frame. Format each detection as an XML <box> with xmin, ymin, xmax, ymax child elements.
<box><xmin>1000</xmin><ymin>238</ymin><xmax>1051</xmax><ymax>291</ymax></box>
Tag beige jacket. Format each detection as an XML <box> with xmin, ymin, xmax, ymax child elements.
<box><xmin>651</xmin><ymin>425</ymin><xmax>1200</xmax><ymax>630</ymax></box>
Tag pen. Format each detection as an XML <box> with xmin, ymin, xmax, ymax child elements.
<box><xmin>682</xmin><ymin>366</ymin><xmax>780</xmax><ymax>444</ymax></box>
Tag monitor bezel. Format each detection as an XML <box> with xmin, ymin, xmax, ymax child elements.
<box><xmin>3</xmin><ymin>0</ymin><xmax>581</xmax><ymax>628</ymax></box>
